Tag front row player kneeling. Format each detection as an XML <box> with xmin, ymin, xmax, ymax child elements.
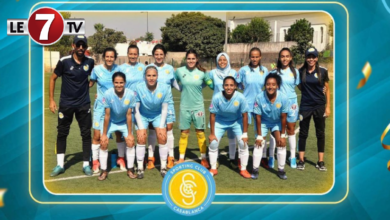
<box><xmin>99</xmin><ymin>72</ymin><xmax>137</xmax><ymax>181</ymax></box>
<box><xmin>208</xmin><ymin>76</ymin><xmax>251</xmax><ymax>178</ymax></box>
<box><xmin>252</xmin><ymin>73</ymin><xmax>289</xmax><ymax>180</ymax></box>
<box><xmin>134</xmin><ymin>65</ymin><xmax>172</xmax><ymax>179</ymax></box>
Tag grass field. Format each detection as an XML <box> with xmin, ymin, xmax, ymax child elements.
<box><xmin>44</xmin><ymin>72</ymin><xmax>334</xmax><ymax>194</ymax></box>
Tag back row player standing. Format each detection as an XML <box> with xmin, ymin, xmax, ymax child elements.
<box><xmin>147</xmin><ymin>44</ymin><xmax>181</xmax><ymax>170</ymax></box>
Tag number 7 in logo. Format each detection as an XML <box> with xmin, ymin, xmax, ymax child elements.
<box><xmin>35</xmin><ymin>14</ymin><xmax>54</xmax><ymax>40</ymax></box>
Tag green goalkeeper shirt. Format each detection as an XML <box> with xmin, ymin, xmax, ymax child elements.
<box><xmin>174</xmin><ymin>66</ymin><xmax>213</xmax><ymax>110</ymax></box>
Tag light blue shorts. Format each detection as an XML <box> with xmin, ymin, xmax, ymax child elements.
<box><xmin>93</xmin><ymin>100</ymin><xmax>105</xmax><ymax>130</ymax></box>
<box><xmin>287</xmin><ymin>98</ymin><xmax>299</xmax><ymax>123</ymax></box>
<box><xmin>135</xmin><ymin>114</ymin><xmax>165</xmax><ymax>130</ymax></box>
<box><xmin>101</xmin><ymin>121</ymin><xmax>130</xmax><ymax>139</ymax></box>
<box><xmin>214</xmin><ymin>120</ymin><xmax>243</xmax><ymax>141</ymax></box>
<box><xmin>166</xmin><ymin>104</ymin><xmax>176</xmax><ymax>124</ymax></box>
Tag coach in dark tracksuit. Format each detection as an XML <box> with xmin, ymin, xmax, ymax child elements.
<box><xmin>49</xmin><ymin>35</ymin><xmax>95</xmax><ymax>177</ymax></box>
<box><xmin>297</xmin><ymin>47</ymin><xmax>331</xmax><ymax>172</ymax></box>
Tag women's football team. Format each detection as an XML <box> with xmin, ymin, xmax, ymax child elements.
<box><xmin>90</xmin><ymin>43</ymin><xmax>331</xmax><ymax>180</ymax></box>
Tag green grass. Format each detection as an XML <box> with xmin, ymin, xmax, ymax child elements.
<box><xmin>44</xmin><ymin>73</ymin><xmax>333</xmax><ymax>194</ymax></box>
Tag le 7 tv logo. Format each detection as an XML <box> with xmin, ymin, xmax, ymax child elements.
<box><xmin>7</xmin><ymin>7</ymin><xmax>85</xmax><ymax>46</ymax></box>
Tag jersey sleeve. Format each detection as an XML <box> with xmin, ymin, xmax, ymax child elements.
<box><xmin>295</xmin><ymin>68</ymin><xmax>301</xmax><ymax>85</ymax></box>
<box><xmin>128</xmin><ymin>90</ymin><xmax>137</xmax><ymax>108</ymax></box>
<box><xmin>174</xmin><ymin>70</ymin><xmax>181</xmax><ymax>84</ymax></box>
<box><xmin>323</xmin><ymin>68</ymin><xmax>330</xmax><ymax>83</ymax></box>
<box><xmin>209</xmin><ymin>96</ymin><xmax>219</xmax><ymax>114</ymax></box>
<box><xmin>253</xmin><ymin>95</ymin><xmax>262</xmax><ymax>115</ymax></box>
<box><xmin>163</xmin><ymin>87</ymin><xmax>172</xmax><ymax>104</ymax></box>
<box><xmin>53</xmin><ymin>60</ymin><xmax>64</xmax><ymax>77</ymax></box>
<box><xmin>135</xmin><ymin>86</ymin><xmax>141</xmax><ymax>103</ymax></box>
<box><xmin>240</xmin><ymin>96</ymin><xmax>249</xmax><ymax>114</ymax></box>
<box><xmin>90</xmin><ymin>67</ymin><xmax>98</xmax><ymax>81</ymax></box>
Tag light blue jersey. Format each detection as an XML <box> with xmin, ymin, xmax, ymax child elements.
<box><xmin>238</xmin><ymin>65</ymin><xmax>269</xmax><ymax>112</ymax></box>
<box><xmin>90</xmin><ymin>64</ymin><xmax>121</xmax><ymax>102</ymax></box>
<box><xmin>209</xmin><ymin>91</ymin><xmax>249</xmax><ymax>125</ymax></box>
<box><xmin>253</xmin><ymin>91</ymin><xmax>289</xmax><ymax>124</ymax></box>
<box><xmin>119</xmin><ymin>62</ymin><xmax>145</xmax><ymax>90</ymax></box>
<box><xmin>209</xmin><ymin>69</ymin><xmax>239</xmax><ymax>96</ymax></box>
<box><xmin>102</xmin><ymin>88</ymin><xmax>136</xmax><ymax>124</ymax></box>
<box><xmin>270</xmin><ymin>68</ymin><xmax>300</xmax><ymax>99</ymax></box>
<box><xmin>152</xmin><ymin>63</ymin><xmax>175</xmax><ymax>86</ymax></box>
<box><xmin>135</xmin><ymin>82</ymin><xmax>172</xmax><ymax>118</ymax></box>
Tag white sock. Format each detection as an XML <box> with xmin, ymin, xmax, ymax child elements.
<box><xmin>148</xmin><ymin>130</ymin><xmax>157</xmax><ymax>157</ymax></box>
<box><xmin>99</xmin><ymin>149</ymin><xmax>108</xmax><ymax>170</ymax></box>
<box><xmin>288</xmin><ymin>134</ymin><xmax>296</xmax><ymax>159</ymax></box>
<box><xmin>277</xmin><ymin>147</ymin><xmax>287</xmax><ymax>170</ymax></box>
<box><xmin>91</xmin><ymin>144</ymin><xmax>100</xmax><ymax>161</ymax></box>
<box><xmin>117</xmin><ymin>142</ymin><xmax>126</xmax><ymax>158</ymax></box>
<box><xmin>126</xmin><ymin>147</ymin><xmax>135</xmax><ymax>169</ymax></box>
<box><xmin>252</xmin><ymin>144</ymin><xmax>264</xmax><ymax>169</ymax></box>
<box><xmin>57</xmin><ymin>153</ymin><xmax>65</xmax><ymax>168</ymax></box>
<box><xmin>228</xmin><ymin>138</ymin><xmax>236</xmax><ymax>160</ymax></box>
<box><xmin>180</xmin><ymin>154</ymin><xmax>185</xmax><ymax>159</ymax></box>
<box><xmin>269</xmin><ymin>135</ymin><xmax>276</xmax><ymax>158</ymax></box>
<box><xmin>136</xmin><ymin>144</ymin><xmax>146</xmax><ymax>170</ymax></box>
<box><xmin>159</xmin><ymin>144</ymin><xmax>168</xmax><ymax>169</ymax></box>
<box><xmin>83</xmin><ymin>161</ymin><xmax>89</xmax><ymax>167</ymax></box>
<box><xmin>167</xmin><ymin>130</ymin><xmax>174</xmax><ymax>157</ymax></box>
<box><xmin>239</xmin><ymin>146</ymin><xmax>249</xmax><ymax>171</ymax></box>
<box><xmin>201</xmin><ymin>153</ymin><xmax>206</xmax><ymax>159</ymax></box>
<box><xmin>262</xmin><ymin>144</ymin><xmax>267</xmax><ymax>158</ymax></box>
<box><xmin>209</xmin><ymin>149</ymin><xmax>218</xmax><ymax>169</ymax></box>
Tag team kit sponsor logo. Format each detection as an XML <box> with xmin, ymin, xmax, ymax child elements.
<box><xmin>162</xmin><ymin>162</ymin><xmax>215</xmax><ymax>216</ymax></box>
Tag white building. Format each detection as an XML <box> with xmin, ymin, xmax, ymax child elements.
<box><xmin>227</xmin><ymin>12</ymin><xmax>333</xmax><ymax>51</ymax></box>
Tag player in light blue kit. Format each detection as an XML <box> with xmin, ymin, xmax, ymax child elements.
<box><xmin>146</xmin><ymin>44</ymin><xmax>181</xmax><ymax>170</ymax></box>
<box><xmin>99</xmin><ymin>72</ymin><xmax>137</xmax><ymax>180</ymax></box>
<box><xmin>209</xmin><ymin>52</ymin><xmax>241</xmax><ymax>168</ymax></box>
<box><xmin>134</xmin><ymin>65</ymin><xmax>172</xmax><ymax>179</ymax></box>
<box><xmin>208</xmin><ymin>76</ymin><xmax>251</xmax><ymax>178</ymax></box>
<box><xmin>252</xmin><ymin>73</ymin><xmax>288</xmax><ymax>180</ymax></box>
<box><xmin>268</xmin><ymin>48</ymin><xmax>300</xmax><ymax>169</ymax></box>
<box><xmin>89</xmin><ymin>47</ymin><xmax>122</xmax><ymax>174</ymax></box>
<box><xmin>119</xmin><ymin>44</ymin><xmax>145</xmax><ymax>90</ymax></box>
<box><xmin>238</xmin><ymin>47</ymin><xmax>270</xmax><ymax>168</ymax></box>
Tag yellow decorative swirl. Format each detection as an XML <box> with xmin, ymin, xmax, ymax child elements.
<box><xmin>380</xmin><ymin>123</ymin><xmax>390</xmax><ymax>171</ymax></box>
<box><xmin>357</xmin><ymin>62</ymin><xmax>371</xmax><ymax>89</ymax></box>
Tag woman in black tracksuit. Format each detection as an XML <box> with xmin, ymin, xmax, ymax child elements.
<box><xmin>297</xmin><ymin>47</ymin><xmax>331</xmax><ymax>171</ymax></box>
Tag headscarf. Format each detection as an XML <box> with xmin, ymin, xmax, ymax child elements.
<box><xmin>215</xmin><ymin>52</ymin><xmax>231</xmax><ymax>80</ymax></box>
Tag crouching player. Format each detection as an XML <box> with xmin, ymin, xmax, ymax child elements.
<box><xmin>134</xmin><ymin>65</ymin><xmax>172</xmax><ymax>179</ymax></box>
<box><xmin>99</xmin><ymin>72</ymin><xmax>137</xmax><ymax>181</ymax></box>
<box><xmin>252</xmin><ymin>73</ymin><xmax>289</xmax><ymax>180</ymax></box>
<box><xmin>208</xmin><ymin>76</ymin><xmax>251</xmax><ymax>178</ymax></box>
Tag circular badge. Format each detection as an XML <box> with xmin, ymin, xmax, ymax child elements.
<box><xmin>194</xmin><ymin>75</ymin><xmax>199</xmax><ymax>80</ymax></box>
<box><xmin>28</xmin><ymin>7</ymin><xmax>64</xmax><ymax>45</ymax></box>
<box><xmin>234</xmin><ymin>101</ymin><xmax>239</xmax><ymax>106</ymax></box>
<box><xmin>162</xmin><ymin>162</ymin><xmax>215</xmax><ymax>216</ymax></box>
<box><xmin>165</xmin><ymin>69</ymin><xmax>170</xmax><ymax>74</ymax></box>
<box><xmin>58</xmin><ymin>112</ymin><xmax>64</xmax><ymax>119</ymax></box>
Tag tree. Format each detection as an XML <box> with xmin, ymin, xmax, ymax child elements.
<box><xmin>285</xmin><ymin>18</ymin><xmax>314</xmax><ymax>63</ymax></box>
<box><xmin>246</xmin><ymin>17</ymin><xmax>272</xmax><ymax>43</ymax></box>
<box><xmin>229</xmin><ymin>17</ymin><xmax>271</xmax><ymax>43</ymax></box>
<box><xmin>161</xmin><ymin>12</ymin><xmax>226</xmax><ymax>58</ymax></box>
<box><xmin>135</xmin><ymin>32</ymin><xmax>154</xmax><ymax>42</ymax></box>
<box><xmin>145</xmin><ymin>32</ymin><xmax>154</xmax><ymax>42</ymax></box>
<box><xmin>88</xmin><ymin>24</ymin><xmax>127</xmax><ymax>59</ymax></box>
<box><xmin>230</xmin><ymin>24</ymin><xmax>250</xmax><ymax>43</ymax></box>
<box><xmin>47</xmin><ymin>12</ymin><xmax>72</xmax><ymax>57</ymax></box>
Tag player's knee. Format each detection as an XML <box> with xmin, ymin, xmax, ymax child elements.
<box><xmin>299</xmin><ymin>131</ymin><xmax>308</xmax><ymax>139</ymax></box>
<box><xmin>287</xmin><ymin>129</ymin><xmax>295</xmax><ymax>135</ymax></box>
<box><xmin>316</xmin><ymin>132</ymin><xmax>325</xmax><ymax>140</ymax></box>
<box><xmin>196</xmin><ymin>131</ymin><xmax>205</xmax><ymax>139</ymax></box>
<box><xmin>137</xmin><ymin>136</ymin><xmax>146</xmax><ymax>145</ymax></box>
<box><xmin>180</xmin><ymin>132</ymin><xmax>189</xmax><ymax>140</ymax></box>
<box><xmin>209</xmin><ymin>140</ymin><xmax>219</xmax><ymax>151</ymax></box>
<box><xmin>157</xmin><ymin>136</ymin><xmax>167</xmax><ymax>145</ymax></box>
<box><xmin>238</xmin><ymin>140</ymin><xmax>247</xmax><ymax>150</ymax></box>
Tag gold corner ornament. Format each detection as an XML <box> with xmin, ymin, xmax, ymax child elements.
<box><xmin>357</xmin><ymin>62</ymin><xmax>371</xmax><ymax>89</ymax></box>
<box><xmin>0</xmin><ymin>189</ymin><xmax>6</xmax><ymax>207</ymax></box>
<box><xmin>380</xmin><ymin>123</ymin><xmax>390</xmax><ymax>171</ymax></box>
